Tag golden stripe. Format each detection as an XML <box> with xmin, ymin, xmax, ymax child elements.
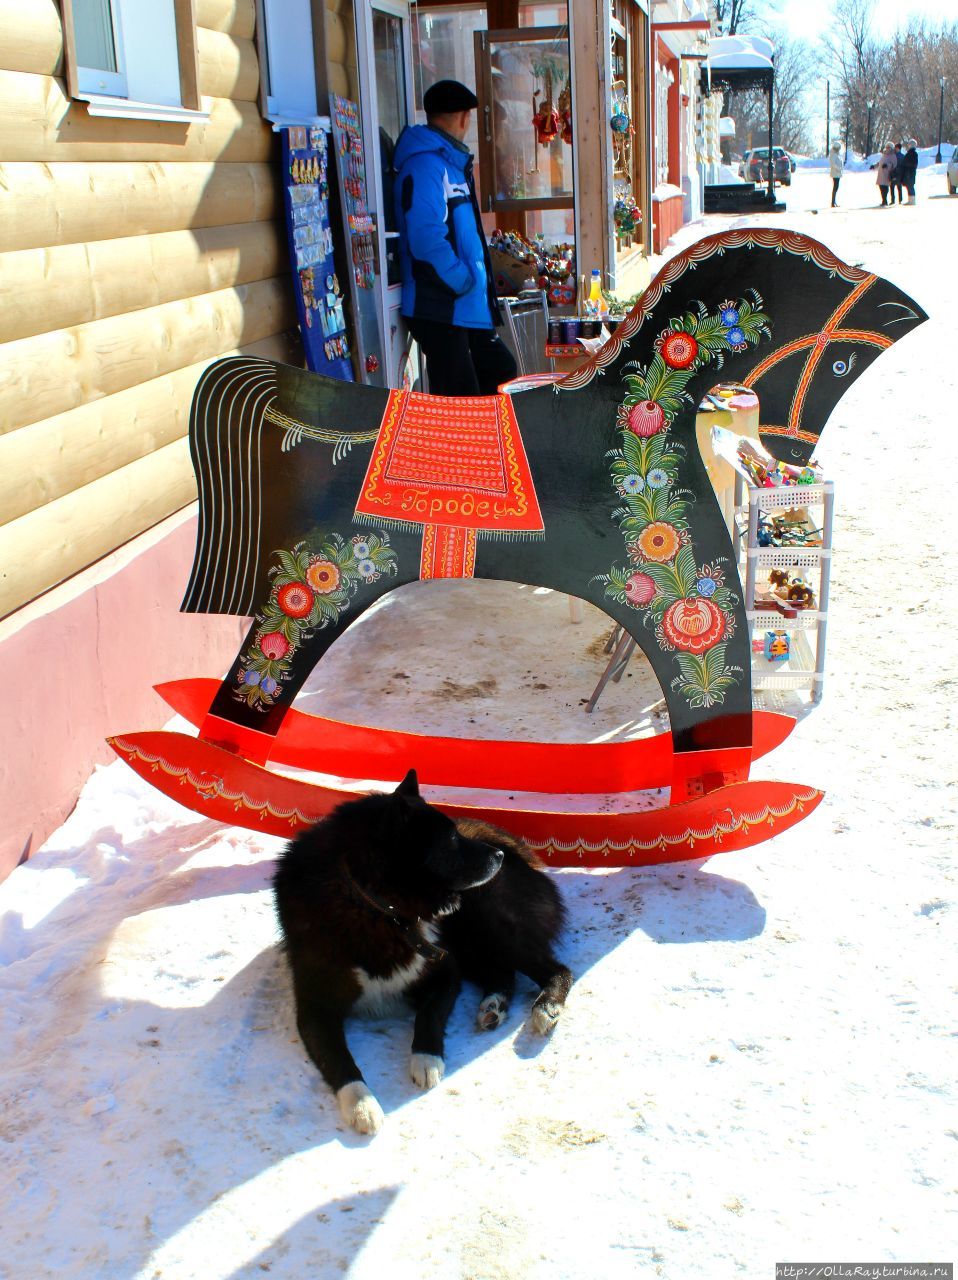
<box><xmin>263</xmin><ymin>401</ymin><xmax>380</xmax><ymax>446</ymax></box>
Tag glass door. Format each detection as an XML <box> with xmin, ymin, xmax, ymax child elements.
<box><xmin>356</xmin><ymin>0</ymin><xmax>417</xmax><ymax>388</ymax></box>
<box><xmin>474</xmin><ymin>27</ymin><xmax>574</xmax><ymax>219</ymax></box>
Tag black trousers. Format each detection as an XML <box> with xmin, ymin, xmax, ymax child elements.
<box><xmin>408</xmin><ymin>318</ymin><xmax>518</xmax><ymax>397</ymax></box>
<box><xmin>831</xmin><ymin>177</ymin><xmax>840</xmax><ymax>206</ymax></box>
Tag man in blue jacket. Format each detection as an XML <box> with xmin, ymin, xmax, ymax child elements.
<box><xmin>394</xmin><ymin>79</ymin><xmax>517</xmax><ymax>396</ymax></box>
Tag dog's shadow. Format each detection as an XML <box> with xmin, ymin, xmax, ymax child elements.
<box><xmin>258</xmin><ymin>855</ymin><xmax>766</xmax><ymax>1081</ymax></box>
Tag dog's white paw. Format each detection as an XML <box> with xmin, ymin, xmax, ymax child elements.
<box><xmin>477</xmin><ymin>993</ymin><xmax>509</xmax><ymax>1030</ymax></box>
<box><xmin>337</xmin><ymin>1082</ymin><xmax>385</xmax><ymax>1135</ymax></box>
<box><xmin>531</xmin><ymin>997</ymin><xmax>563</xmax><ymax>1035</ymax></box>
<box><xmin>409</xmin><ymin>1053</ymin><xmax>445</xmax><ymax>1090</ymax></box>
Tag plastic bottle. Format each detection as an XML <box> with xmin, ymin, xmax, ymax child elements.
<box><xmin>577</xmin><ymin>273</ymin><xmax>588</xmax><ymax>315</ymax></box>
<box><xmin>589</xmin><ymin>269</ymin><xmax>603</xmax><ymax>307</ymax></box>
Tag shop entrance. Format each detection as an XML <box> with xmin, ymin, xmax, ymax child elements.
<box><xmin>356</xmin><ymin>0</ymin><xmax>420</xmax><ymax>388</ymax></box>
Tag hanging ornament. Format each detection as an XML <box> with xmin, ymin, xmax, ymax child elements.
<box><xmin>610</xmin><ymin>80</ymin><xmax>631</xmax><ymax>134</ymax></box>
<box><xmin>532</xmin><ymin>65</ymin><xmax>559</xmax><ymax>146</ymax></box>
<box><xmin>557</xmin><ymin>80</ymin><xmax>573</xmax><ymax>145</ymax></box>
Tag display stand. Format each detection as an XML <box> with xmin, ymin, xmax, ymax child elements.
<box><xmin>736</xmin><ymin>477</ymin><xmax>834</xmax><ymax>704</ymax></box>
<box><xmin>280</xmin><ymin>126</ymin><xmax>354</xmax><ymax>381</ymax></box>
<box><xmin>329</xmin><ymin>95</ymin><xmax>385</xmax><ymax>386</ymax></box>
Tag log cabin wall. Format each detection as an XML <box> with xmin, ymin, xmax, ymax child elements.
<box><xmin>0</xmin><ymin>0</ymin><xmax>300</xmax><ymax>619</ymax></box>
<box><xmin>326</xmin><ymin>0</ymin><xmax>360</xmax><ymax>101</ymax></box>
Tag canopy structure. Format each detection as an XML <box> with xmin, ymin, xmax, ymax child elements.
<box><xmin>703</xmin><ymin>35</ymin><xmax>778</xmax><ymax>206</ymax></box>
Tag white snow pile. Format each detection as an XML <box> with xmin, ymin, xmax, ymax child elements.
<box><xmin>1</xmin><ymin>198</ymin><xmax>956</xmax><ymax>1279</ymax></box>
<box><xmin>800</xmin><ymin>142</ymin><xmax>955</xmax><ymax>173</ymax></box>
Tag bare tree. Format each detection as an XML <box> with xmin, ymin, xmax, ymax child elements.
<box><xmin>723</xmin><ymin>27</ymin><xmax>815</xmax><ymax>154</ymax></box>
<box><xmin>820</xmin><ymin>2</ymin><xmax>958</xmax><ymax>154</ymax></box>
<box><xmin>884</xmin><ymin>20</ymin><xmax>958</xmax><ymax>146</ymax></box>
<box><xmin>821</xmin><ymin>0</ymin><xmax>886</xmax><ymax>152</ymax></box>
<box><xmin>709</xmin><ymin>0</ymin><xmax>781</xmax><ymax>37</ymax></box>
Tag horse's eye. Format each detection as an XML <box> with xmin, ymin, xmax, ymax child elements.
<box><xmin>831</xmin><ymin>353</ymin><xmax>856</xmax><ymax>378</ymax></box>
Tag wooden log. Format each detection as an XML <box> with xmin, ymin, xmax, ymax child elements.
<box><xmin>0</xmin><ymin>71</ymin><xmax>274</xmax><ymax>163</ymax></box>
<box><xmin>0</xmin><ymin>0</ymin><xmax>63</xmax><ymax>77</ymax></box>
<box><xmin>0</xmin><ymin>333</ymin><xmax>295</xmax><ymax>527</ymax></box>
<box><xmin>0</xmin><ymin>220</ymin><xmax>285</xmax><ymax>344</ymax></box>
<box><xmin>197</xmin><ymin>27</ymin><xmax>260</xmax><ymax>102</ymax></box>
<box><xmin>0</xmin><ymin>277</ymin><xmax>295</xmax><ymax>434</ymax></box>
<box><xmin>0</xmin><ymin>437</ymin><xmax>198</xmax><ymax>620</ymax></box>
<box><xmin>195</xmin><ymin>0</ymin><xmax>256</xmax><ymax>38</ymax></box>
<box><xmin>0</xmin><ymin>161</ymin><xmax>278</xmax><ymax>254</ymax></box>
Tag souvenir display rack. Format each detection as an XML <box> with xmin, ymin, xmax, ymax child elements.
<box><xmin>736</xmin><ymin>477</ymin><xmax>835</xmax><ymax>702</ymax></box>
<box><xmin>280</xmin><ymin>126</ymin><xmax>353</xmax><ymax>381</ymax></box>
<box><xmin>329</xmin><ymin>94</ymin><xmax>385</xmax><ymax>386</ymax></box>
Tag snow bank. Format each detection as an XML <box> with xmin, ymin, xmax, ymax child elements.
<box><xmin>800</xmin><ymin>142</ymin><xmax>955</xmax><ymax>173</ymax></box>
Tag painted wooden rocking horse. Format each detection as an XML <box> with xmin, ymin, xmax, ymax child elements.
<box><xmin>110</xmin><ymin>229</ymin><xmax>926</xmax><ymax>865</ymax></box>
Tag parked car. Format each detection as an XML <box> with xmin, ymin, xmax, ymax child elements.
<box><xmin>948</xmin><ymin>145</ymin><xmax>958</xmax><ymax>195</ymax></box>
<box><xmin>741</xmin><ymin>146</ymin><xmax>792</xmax><ymax>186</ymax></box>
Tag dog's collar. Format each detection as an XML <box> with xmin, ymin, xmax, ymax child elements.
<box><xmin>340</xmin><ymin>866</ymin><xmax>447</xmax><ymax>961</ymax></box>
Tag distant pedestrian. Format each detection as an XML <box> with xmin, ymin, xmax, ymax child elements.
<box><xmin>891</xmin><ymin>142</ymin><xmax>904</xmax><ymax>203</ymax></box>
<box><xmin>876</xmin><ymin>143</ymin><xmax>896</xmax><ymax>206</ymax></box>
<box><xmin>828</xmin><ymin>140</ymin><xmax>843</xmax><ymax>206</ymax></box>
<box><xmin>901</xmin><ymin>138</ymin><xmax>919</xmax><ymax>204</ymax></box>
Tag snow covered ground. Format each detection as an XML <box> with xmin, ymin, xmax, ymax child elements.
<box><xmin>2</xmin><ymin>169</ymin><xmax>955</xmax><ymax>1279</ymax></box>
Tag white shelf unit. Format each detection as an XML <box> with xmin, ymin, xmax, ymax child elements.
<box><xmin>734</xmin><ymin>478</ymin><xmax>835</xmax><ymax>704</ymax></box>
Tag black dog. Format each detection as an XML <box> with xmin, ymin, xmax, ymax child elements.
<box><xmin>273</xmin><ymin>770</ymin><xmax>572</xmax><ymax>1134</ymax></box>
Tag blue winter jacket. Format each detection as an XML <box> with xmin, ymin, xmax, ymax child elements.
<box><xmin>392</xmin><ymin>124</ymin><xmax>500</xmax><ymax>329</ymax></box>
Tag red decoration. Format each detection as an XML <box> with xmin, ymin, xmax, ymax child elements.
<box><xmin>533</xmin><ymin>105</ymin><xmax>560</xmax><ymax>145</ymax></box>
<box><xmin>365</xmin><ymin>354</ymin><xmax>379</xmax><ymax>373</ymax></box>
<box><xmin>626</xmin><ymin>400</ymin><xmax>667</xmax><ymax>437</ymax></box>
<box><xmin>624</xmin><ymin>571</ymin><xmax>657</xmax><ymax>606</ymax></box>
<box><xmin>259</xmin><ymin>631</ymin><xmax>291</xmax><ymax>660</ymax></box>
<box><xmin>108</xmin><ymin>728</ymin><xmax>823</xmax><ymax>866</ymax></box>
<box><xmin>157</xmin><ymin>677</ymin><xmax>800</xmax><ymax>795</ymax></box>
<box><xmin>276</xmin><ymin>582</ymin><xmax>314</xmax><ymax>618</ymax></box>
<box><xmin>657</xmin><ymin>330</ymin><xmax>699</xmax><ymax>369</ymax></box>
<box><xmin>661</xmin><ymin>598</ymin><xmax>727</xmax><ymax>653</ymax></box>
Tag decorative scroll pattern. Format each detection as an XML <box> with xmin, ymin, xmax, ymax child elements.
<box><xmin>557</xmin><ymin>228</ymin><xmax>870</xmax><ymax>392</ymax></box>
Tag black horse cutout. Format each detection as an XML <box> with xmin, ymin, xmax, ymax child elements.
<box><xmin>173</xmin><ymin>230</ymin><xmax>924</xmax><ymax>795</ymax></box>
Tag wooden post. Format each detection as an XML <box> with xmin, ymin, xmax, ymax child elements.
<box><xmin>570</xmin><ymin>0</ymin><xmax>610</xmax><ymax>287</ymax></box>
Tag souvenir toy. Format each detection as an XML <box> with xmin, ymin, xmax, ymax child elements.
<box><xmin>109</xmin><ymin>231</ymin><xmax>926</xmax><ymax>865</ymax></box>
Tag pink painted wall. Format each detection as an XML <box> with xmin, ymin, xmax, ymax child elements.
<box><xmin>0</xmin><ymin>508</ymin><xmax>249</xmax><ymax>882</ymax></box>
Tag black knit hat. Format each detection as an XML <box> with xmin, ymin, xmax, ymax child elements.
<box><xmin>423</xmin><ymin>79</ymin><xmax>479</xmax><ymax>114</ymax></box>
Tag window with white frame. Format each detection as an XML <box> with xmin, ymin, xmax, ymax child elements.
<box><xmin>654</xmin><ymin>61</ymin><xmax>673</xmax><ymax>186</ymax></box>
<box><xmin>64</xmin><ymin>0</ymin><xmax>204</xmax><ymax>120</ymax></box>
<box><xmin>258</xmin><ymin>0</ymin><xmax>324</xmax><ymax>125</ymax></box>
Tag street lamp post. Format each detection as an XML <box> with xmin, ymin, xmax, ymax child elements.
<box><xmin>936</xmin><ymin>78</ymin><xmax>945</xmax><ymax>164</ymax></box>
<box><xmin>865</xmin><ymin>100</ymin><xmax>874</xmax><ymax>162</ymax></box>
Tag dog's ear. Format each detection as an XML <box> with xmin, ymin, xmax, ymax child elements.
<box><xmin>394</xmin><ymin>768</ymin><xmax>419</xmax><ymax>798</ymax></box>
